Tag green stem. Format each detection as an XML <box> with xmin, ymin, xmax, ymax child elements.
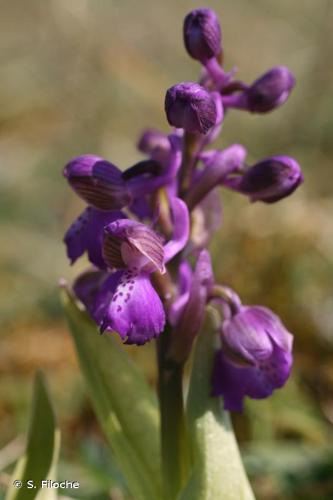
<box><xmin>157</xmin><ymin>330</ymin><xmax>189</xmax><ymax>499</ymax></box>
<box><xmin>179</xmin><ymin>132</ymin><xmax>200</xmax><ymax>196</ymax></box>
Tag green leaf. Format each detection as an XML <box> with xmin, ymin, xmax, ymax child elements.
<box><xmin>179</xmin><ymin>307</ymin><xmax>255</xmax><ymax>500</ymax></box>
<box><xmin>61</xmin><ymin>288</ymin><xmax>162</xmax><ymax>500</ymax></box>
<box><xmin>6</xmin><ymin>372</ymin><xmax>61</xmax><ymax>500</ymax></box>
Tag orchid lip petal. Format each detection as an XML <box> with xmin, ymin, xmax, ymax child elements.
<box><xmin>212</xmin><ymin>343</ymin><xmax>292</xmax><ymax>412</ymax></box>
<box><xmin>101</xmin><ymin>271</ymin><xmax>166</xmax><ymax>345</ymax></box>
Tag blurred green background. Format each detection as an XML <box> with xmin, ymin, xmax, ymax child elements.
<box><xmin>1</xmin><ymin>0</ymin><xmax>333</xmax><ymax>498</ymax></box>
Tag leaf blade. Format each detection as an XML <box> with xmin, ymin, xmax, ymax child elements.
<box><xmin>61</xmin><ymin>288</ymin><xmax>162</xmax><ymax>500</ymax></box>
<box><xmin>5</xmin><ymin>373</ymin><xmax>60</xmax><ymax>500</ymax></box>
<box><xmin>179</xmin><ymin>308</ymin><xmax>255</xmax><ymax>500</ymax></box>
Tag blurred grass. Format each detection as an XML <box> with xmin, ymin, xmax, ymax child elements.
<box><xmin>0</xmin><ymin>0</ymin><xmax>333</xmax><ymax>498</ymax></box>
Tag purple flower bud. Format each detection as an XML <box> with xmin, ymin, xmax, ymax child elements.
<box><xmin>224</xmin><ymin>156</ymin><xmax>303</xmax><ymax>203</ymax></box>
<box><xmin>183</xmin><ymin>8</ymin><xmax>222</xmax><ymax>64</ymax></box>
<box><xmin>165</xmin><ymin>82</ymin><xmax>217</xmax><ymax>134</ymax></box>
<box><xmin>246</xmin><ymin>66</ymin><xmax>295</xmax><ymax>113</ymax></box>
<box><xmin>212</xmin><ymin>305</ymin><xmax>293</xmax><ymax>411</ymax></box>
<box><xmin>103</xmin><ymin>219</ymin><xmax>165</xmax><ymax>274</ymax></box>
<box><xmin>137</xmin><ymin>128</ymin><xmax>170</xmax><ymax>156</ymax></box>
<box><xmin>63</xmin><ymin>155</ymin><xmax>131</xmax><ymax>210</ymax></box>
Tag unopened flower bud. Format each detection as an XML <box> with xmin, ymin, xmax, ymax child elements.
<box><xmin>165</xmin><ymin>82</ymin><xmax>217</xmax><ymax>134</ymax></box>
<box><xmin>246</xmin><ymin>66</ymin><xmax>295</xmax><ymax>113</ymax></box>
<box><xmin>183</xmin><ymin>8</ymin><xmax>222</xmax><ymax>64</ymax></box>
<box><xmin>137</xmin><ymin>128</ymin><xmax>170</xmax><ymax>156</ymax></box>
<box><xmin>224</xmin><ymin>156</ymin><xmax>303</xmax><ymax>203</ymax></box>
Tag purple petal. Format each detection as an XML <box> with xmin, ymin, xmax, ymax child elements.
<box><xmin>222</xmin><ymin>67</ymin><xmax>295</xmax><ymax>114</ymax></box>
<box><xmin>183</xmin><ymin>8</ymin><xmax>222</xmax><ymax>64</ymax></box>
<box><xmin>246</xmin><ymin>66</ymin><xmax>295</xmax><ymax>113</ymax></box>
<box><xmin>165</xmin><ymin>82</ymin><xmax>217</xmax><ymax>134</ymax></box>
<box><xmin>126</xmin><ymin>134</ymin><xmax>182</xmax><ymax>200</ymax></box>
<box><xmin>164</xmin><ymin>197</ymin><xmax>190</xmax><ymax>262</ymax></box>
<box><xmin>242</xmin><ymin>306</ymin><xmax>293</xmax><ymax>352</ymax></box>
<box><xmin>186</xmin><ymin>144</ymin><xmax>246</xmax><ymax>209</ymax></box>
<box><xmin>223</xmin><ymin>156</ymin><xmax>303</xmax><ymax>203</ymax></box>
<box><xmin>169</xmin><ymin>250</ymin><xmax>214</xmax><ymax>362</ymax></box>
<box><xmin>212</xmin><ymin>344</ymin><xmax>292</xmax><ymax>412</ymax></box>
<box><xmin>137</xmin><ymin>128</ymin><xmax>171</xmax><ymax>163</ymax></box>
<box><xmin>168</xmin><ymin>260</ymin><xmax>193</xmax><ymax>326</ymax></box>
<box><xmin>73</xmin><ymin>269</ymin><xmax>108</xmax><ymax>318</ymax></box>
<box><xmin>103</xmin><ymin>219</ymin><xmax>165</xmax><ymax>273</ymax></box>
<box><xmin>64</xmin><ymin>207</ymin><xmax>125</xmax><ymax>269</ymax></box>
<box><xmin>222</xmin><ymin>306</ymin><xmax>274</xmax><ymax>364</ymax></box>
<box><xmin>222</xmin><ymin>305</ymin><xmax>293</xmax><ymax>365</ymax></box>
<box><xmin>101</xmin><ymin>271</ymin><xmax>166</xmax><ymax>345</ymax></box>
<box><xmin>63</xmin><ymin>155</ymin><xmax>131</xmax><ymax>210</ymax></box>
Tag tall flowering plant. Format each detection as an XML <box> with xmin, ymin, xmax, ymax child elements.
<box><xmin>61</xmin><ymin>8</ymin><xmax>303</xmax><ymax>500</ymax></box>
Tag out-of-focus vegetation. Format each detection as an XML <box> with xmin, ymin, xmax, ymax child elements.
<box><xmin>0</xmin><ymin>0</ymin><xmax>332</xmax><ymax>498</ymax></box>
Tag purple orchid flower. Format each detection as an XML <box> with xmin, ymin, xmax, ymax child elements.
<box><xmin>73</xmin><ymin>197</ymin><xmax>189</xmax><ymax>345</ymax></box>
<box><xmin>62</xmin><ymin>7</ymin><xmax>303</xmax><ymax>415</ymax></box>
<box><xmin>212</xmin><ymin>302</ymin><xmax>293</xmax><ymax>411</ymax></box>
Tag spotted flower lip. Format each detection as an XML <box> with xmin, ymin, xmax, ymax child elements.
<box><xmin>73</xmin><ymin>268</ymin><xmax>166</xmax><ymax>345</ymax></box>
<box><xmin>165</xmin><ymin>82</ymin><xmax>217</xmax><ymax>134</ymax></box>
<box><xmin>223</xmin><ymin>155</ymin><xmax>303</xmax><ymax>203</ymax></box>
<box><xmin>103</xmin><ymin>219</ymin><xmax>165</xmax><ymax>274</ymax></box>
<box><xmin>212</xmin><ymin>304</ymin><xmax>293</xmax><ymax>411</ymax></box>
<box><xmin>100</xmin><ymin>271</ymin><xmax>165</xmax><ymax>345</ymax></box>
<box><xmin>183</xmin><ymin>8</ymin><xmax>222</xmax><ymax>64</ymax></box>
<box><xmin>63</xmin><ymin>155</ymin><xmax>131</xmax><ymax>210</ymax></box>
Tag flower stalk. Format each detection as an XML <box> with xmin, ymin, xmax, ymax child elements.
<box><xmin>157</xmin><ymin>331</ymin><xmax>189</xmax><ymax>499</ymax></box>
